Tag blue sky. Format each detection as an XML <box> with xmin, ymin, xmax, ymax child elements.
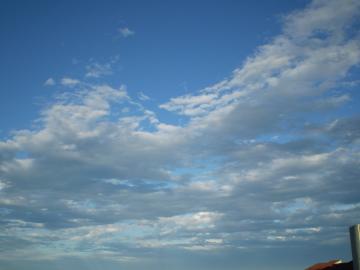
<box><xmin>0</xmin><ymin>1</ymin><xmax>360</xmax><ymax>270</ymax></box>
<box><xmin>0</xmin><ymin>0</ymin><xmax>306</xmax><ymax>133</ymax></box>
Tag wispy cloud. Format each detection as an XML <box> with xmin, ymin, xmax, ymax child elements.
<box><xmin>43</xmin><ymin>77</ymin><xmax>55</xmax><ymax>86</ymax></box>
<box><xmin>138</xmin><ymin>91</ymin><xmax>150</xmax><ymax>101</ymax></box>
<box><xmin>118</xmin><ymin>27</ymin><xmax>135</xmax><ymax>38</ymax></box>
<box><xmin>60</xmin><ymin>77</ymin><xmax>81</xmax><ymax>86</ymax></box>
<box><xmin>85</xmin><ymin>62</ymin><xmax>113</xmax><ymax>78</ymax></box>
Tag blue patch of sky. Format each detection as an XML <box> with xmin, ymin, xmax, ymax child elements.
<box><xmin>15</xmin><ymin>150</ymin><xmax>30</xmax><ymax>159</ymax></box>
<box><xmin>171</xmin><ymin>157</ymin><xmax>224</xmax><ymax>181</ymax></box>
<box><xmin>103</xmin><ymin>177</ymin><xmax>178</xmax><ymax>191</ymax></box>
<box><xmin>255</xmin><ymin>133</ymin><xmax>302</xmax><ymax>144</ymax></box>
<box><xmin>341</xmin><ymin>66</ymin><xmax>360</xmax><ymax>114</ymax></box>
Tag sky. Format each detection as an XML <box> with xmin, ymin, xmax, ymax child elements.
<box><xmin>0</xmin><ymin>0</ymin><xmax>360</xmax><ymax>269</ymax></box>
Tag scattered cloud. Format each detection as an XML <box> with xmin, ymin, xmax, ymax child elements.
<box><xmin>43</xmin><ymin>77</ymin><xmax>55</xmax><ymax>86</ymax></box>
<box><xmin>60</xmin><ymin>77</ymin><xmax>81</xmax><ymax>86</ymax></box>
<box><xmin>138</xmin><ymin>91</ymin><xmax>150</xmax><ymax>101</ymax></box>
<box><xmin>85</xmin><ymin>62</ymin><xmax>113</xmax><ymax>78</ymax></box>
<box><xmin>118</xmin><ymin>27</ymin><xmax>135</xmax><ymax>38</ymax></box>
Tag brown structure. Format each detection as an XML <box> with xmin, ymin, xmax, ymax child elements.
<box><xmin>306</xmin><ymin>224</ymin><xmax>360</xmax><ymax>270</ymax></box>
<box><xmin>305</xmin><ymin>260</ymin><xmax>352</xmax><ymax>270</ymax></box>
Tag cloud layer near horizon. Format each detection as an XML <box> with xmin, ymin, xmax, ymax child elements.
<box><xmin>1</xmin><ymin>0</ymin><xmax>360</xmax><ymax>267</ymax></box>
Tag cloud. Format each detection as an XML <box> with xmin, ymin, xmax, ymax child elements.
<box><xmin>137</xmin><ymin>92</ymin><xmax>150</xmax><ymax>101</ymax></box>
<box><xmin>43</xmin><ymin>78</ymin><xmax>55</xmax><ymax>86</ymax></box>
<box><xmin>118</xmin><ymin>27</ymin><xmax>135</xmax><ymax>38</ymax></box>
<box><xmin>1</xmin><ymin>0</ymin><xmax>360</xmax><ymax>266</ymax></box>
<box><xmin>85</xmin><ymin>62</ymin><xmax>113</xmax><ymax>78</ymax></box>
<box><xmin>60</xmin><ymin>77</ymin><xmax>80</xmax><ymax>86</ymax></box>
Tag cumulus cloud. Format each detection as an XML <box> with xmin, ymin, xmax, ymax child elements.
<box><xmin>1</xmin><ymin>0</ymin><xmax>360</xmax><ymax>265</ymax></box>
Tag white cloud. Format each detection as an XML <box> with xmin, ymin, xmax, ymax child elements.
<box><xmin>85</xmin><ymin>62</ymin><xmax>112</xmax><ymax>78</ymax></box>
<box><xmin>138</xmin><ymin>92</ymin><xmax>150</xmax><ymax>101</ymax></box>
<box><xmin>160</xmin><ymin>93</ymin><xmax>218</xmax><ymax>116</ymax></box>
<box><xmin>158</xmin><ymin>212</ymin><xmax>223</xmax><ymax>231</ymax></box>
<box><xmin>60</xmin><ymin>77</ymin><xmax>80</xmax><ymax>86</ymax></box>
<box><xmin>43</xmin><ymin>77</ymin><xmax>55</xmax><ymax>86</ymax></box>
<box><xmin>118</xmin><ymin>27</ymin><xmax>135</xmax><ymax>38</ymax></box>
